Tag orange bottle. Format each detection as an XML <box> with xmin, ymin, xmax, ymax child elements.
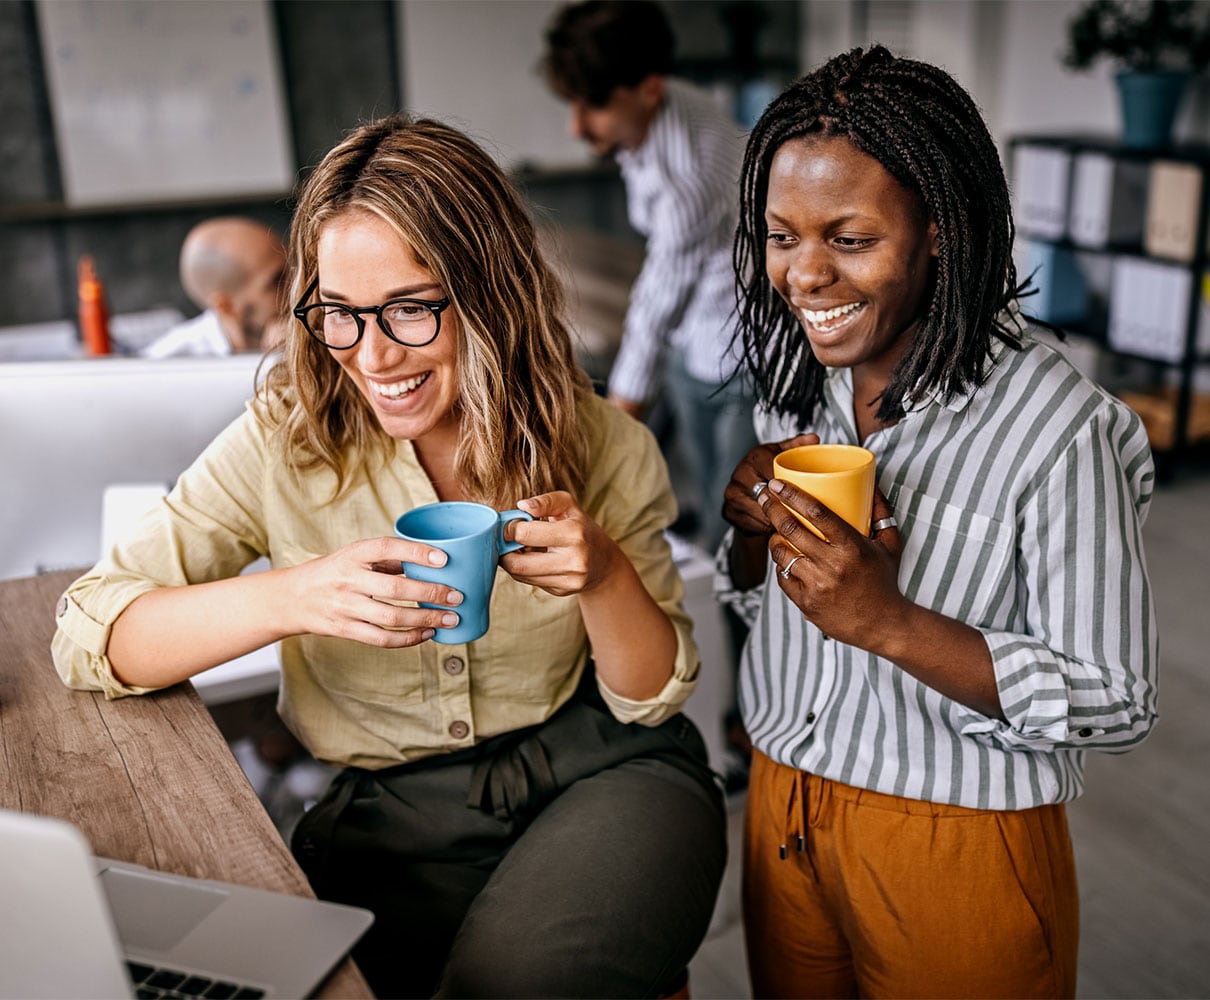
<box><xmin>78</xmin><ymin>255</ymin><xmax>112</xmax><ymax>356</ymax></box>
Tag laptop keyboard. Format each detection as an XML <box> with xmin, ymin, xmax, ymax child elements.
<box><xmin>126</xmin><ymin>961</ymin><xmax>265</xmax><ymax>999</ymax></box>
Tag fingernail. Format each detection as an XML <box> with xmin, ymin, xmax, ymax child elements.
<box><xmin>428</xmin><ymin>550</ymin><xmax>446</xmax><ymax>566</ymax></box>
<box><xmin>421</xmin><ymin>628</ymin><xmax>435</xmax><ymax>640</ymax></box>
<box><xmin>768</xmin><ymin>479</ymin><xmax>785</xmax><ymax>493</ymax></box>
<box><xmin>441</xmin><ymin>613</ymin><xmax>459</xmax><ymax>626</ymax></box>
<box><xmin>446</xmin><ymin>590</ymin><xmax>462</xmax><ymax>605</ymax></box>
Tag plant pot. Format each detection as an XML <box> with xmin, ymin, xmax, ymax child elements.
<box><xmin>1115</xmin><ymin>70</ymin><xmax>1190</xmax><ymax>149</ymax></box>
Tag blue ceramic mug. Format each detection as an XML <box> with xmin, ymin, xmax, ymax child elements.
<box><xmin>394</xmin><ymin>501</ymin><xmax>532</xmax><ymax>644</ymax></box>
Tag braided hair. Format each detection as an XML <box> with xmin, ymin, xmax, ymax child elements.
<box><xmin>735</xmin><ymin>45</ymin><xmax>1025</xmax><ymax>423</ymax></box>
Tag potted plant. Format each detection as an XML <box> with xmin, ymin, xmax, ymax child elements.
<box><xmin>1063</xmin><ymin>0</ymin><xmax>1210</xmax><ymax>148</ymax></box>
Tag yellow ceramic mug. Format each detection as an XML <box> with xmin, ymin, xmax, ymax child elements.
<box><xmin>772</xmin><ymin>444</ymin><xmax>876</xmax><ymax>541</ymax></box>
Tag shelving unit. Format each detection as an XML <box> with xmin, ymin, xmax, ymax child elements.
<box><xmin>1009</xmin><ymin>133</ymin><xmax>1210</xmax><ymax>478</ymax></box>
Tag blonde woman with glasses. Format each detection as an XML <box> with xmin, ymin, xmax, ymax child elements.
<box><xmin>53</xmin><ymin>113</ymin><xmax>725</xmax><ymax>999</ymax></box>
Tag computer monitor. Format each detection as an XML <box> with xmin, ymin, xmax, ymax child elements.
<box><xmin>0</xmin><ymin>353</ymin><xmax>267</xmax><ymax>581</ymax></box>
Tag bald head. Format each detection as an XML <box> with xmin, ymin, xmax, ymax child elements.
<box><xmin>179</xmin><ymin>217</ymin><xmax>287</xmax><ymax>351</ymax></box>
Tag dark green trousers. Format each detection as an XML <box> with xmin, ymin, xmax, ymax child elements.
<box><xmin>291</xmin><ymin>685</ymin><xmax>727</xmax><ymax>999</ymax></box>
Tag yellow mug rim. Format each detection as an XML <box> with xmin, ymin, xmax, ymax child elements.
<box><xmin>774</xmin><ymin>443</ymin><xmax>875</xmax><ymax>476</ymax></box>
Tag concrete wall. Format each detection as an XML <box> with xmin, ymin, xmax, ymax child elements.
<box><xmin>399</xmin><ymin>0</ymin><xmax>586</xmax><ymax>171</ymax></box>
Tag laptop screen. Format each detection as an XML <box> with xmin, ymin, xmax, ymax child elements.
<box><xmin>0</xmin><ymin>809</ymin><xmax>134</xmax><ymax>999</ymax></box>
<box><xmin>0</xmin><ymin>808</ymin><xmax>373</xmax><ymax>999</ymax></box>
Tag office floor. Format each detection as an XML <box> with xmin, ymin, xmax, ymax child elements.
<box><xmin>233</xmin><ymin>467</ymin><xmax>1210</xmax><ymax>999</ymax></box>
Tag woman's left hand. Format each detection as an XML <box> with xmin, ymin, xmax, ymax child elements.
<box><xmin>758</xmin><ymin>479</ymin><xmax>906</xmax><ymax>646</ymax></box>
<box><xmin>500</xmin><ymin>490</ymin><xmax>622</xmax><ymax>597</ymax></box>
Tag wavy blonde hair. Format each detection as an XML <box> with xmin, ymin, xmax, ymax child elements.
<box><xmin>260</xmin><ymin>114</ymin><xmax>591</xmax><ymax>506</ymax></box>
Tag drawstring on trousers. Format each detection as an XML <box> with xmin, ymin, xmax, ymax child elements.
<box><xmin>777</xmin><ymin>770</ymin><xmax>819</xmax><ymax>881</ymax></box>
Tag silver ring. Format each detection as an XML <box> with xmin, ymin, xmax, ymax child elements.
<box><xmin>779</xmin><ymin>554</ymin><xmax>803</xmax><ymax>580</ymax></box>
<box><xmin>872</xmin><ymin>516</ymin><xmax>898</xmax><ymax>533</ymax></box>
<box><xmin>751</xmin><ymin>480</ymin><xmax>768</xmax><ymax>500</ymax></box>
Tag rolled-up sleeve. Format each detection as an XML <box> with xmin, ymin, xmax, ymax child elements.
<box><xmin>713</xmin><ymin>404</ymin><xmax>781</xmax><ymax>626</ymax></box>
<box><xmin>962</xmin><ymin>408</ymin><xmax>1158</xmax><ymax>752</ymax></box>
<box><xmin>712</xmin><ymin>528</ymin><xmax>765</xmax><ymax>628</ymax></box>
<box><xmin>587</xmin><ymin>405</ymin><xmax>700</xmax><ymax>726</ymax></box>
<box><xmin>51</xmin><ymin>578</ymin><xmax>161</xmax><ymax>697</ymax></box>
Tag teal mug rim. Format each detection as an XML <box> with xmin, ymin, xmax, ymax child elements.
<box><xmin>395</xmin><ymin>501</ymin><xmax>532</xmax><ymax>547</ymax></box>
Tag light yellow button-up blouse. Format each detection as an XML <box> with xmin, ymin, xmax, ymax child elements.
<box><xmin>51</xmin><ymin>391</ymin><xmax>700</xmax><ymax>769</ymax></box>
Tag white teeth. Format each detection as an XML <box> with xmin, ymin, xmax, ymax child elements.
<box><xmin>801</xmin><ymin>302</ymin><xmax>863</xmax><ymax>325</ymax></box>
<box><xmin>371</xmin><ymin>372</ymin><xmax>429</xmax><ymax>399</ymax></box>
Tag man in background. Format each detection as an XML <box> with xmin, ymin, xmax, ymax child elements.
<box><xmin>541</xmin><ymin>0</ymin><xmax>756</xmax><ymax>550</ymax></box>
<box><xmin>143</xmin><ymin>216</ymin><xmax>287</xmax><ymax>358</ymax></box>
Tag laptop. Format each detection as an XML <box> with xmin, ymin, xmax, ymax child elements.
<box><xmin>0</xmin><ymin>808</ymin><xmax>373</xmax><ymax>999</ymax></box>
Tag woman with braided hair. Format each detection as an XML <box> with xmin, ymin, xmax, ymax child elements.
<box><xmin>717</xmin><ymin>46</ymin><xmax>1157</xmax><ymax>997</ymax></box>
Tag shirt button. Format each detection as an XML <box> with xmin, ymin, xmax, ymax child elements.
<box><xmin>443</xmin><ymin>656</ymin><xmax>465</xmax><ymax>676</ymax></box>
<box><xmin>806</xmin><ymin>712</ymin><xmax>817</xmax><ymax>724</ymax></box>
<box><xmin>448</xmin><ymin>720</ymin><xmax>469</xmax><ymax>740</ymax></box>
<box><xmin>56</xmin><ymin>595</ymin><xmax>68</xmax><ymax>618</ymax></box>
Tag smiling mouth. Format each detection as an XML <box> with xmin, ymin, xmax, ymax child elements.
<box><xmin>800</xmin><ymin>302</ymin><xmax>865</xmax><ymax>333</ymax></box>
<box><xmin>371</xmin><ymin>372</ymin><xmax>430</xmax><ymax>400</ymax></box>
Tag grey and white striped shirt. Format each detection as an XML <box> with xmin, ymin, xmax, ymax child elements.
<box><xmin>717</xmin><ymin>333</ymin><xmax>1159</xmax><ymax>810</ymax></box>
<box><xmin>610</xmin><ymin>79</ymin><xmax>746</xmax><ymax>400</ymax></box>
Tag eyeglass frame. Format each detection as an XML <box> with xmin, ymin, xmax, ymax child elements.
<box><xmin>292</xmin><ymin>277</ymin><xmax>452</xmax><ymax>350</ymax></box>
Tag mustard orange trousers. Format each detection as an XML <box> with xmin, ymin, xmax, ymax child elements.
<box><xmin>743</xmin><ymin>750</ymin><xmax>1079</xmax><ymax>999</ymax></box>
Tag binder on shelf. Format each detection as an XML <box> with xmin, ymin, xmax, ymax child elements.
<box><xmin>1067</xmin><ymin>152</ymin><xmax>1148</xmax><ymax>249</ymax></box>
<box><xmin>1011</xmin><ymin>143</ymin><xmax>1072</xmax><ymax>240</ymax></box>
<box><xmin>1018</xmin><ymin>238</ymin><xmax>1089</xmax><ymax>326</ymax></box>
<box><xmin>1143</xmin><ymin>160</ymin><xmax>1204</xmax><ymax>262</ymax></box>
<box><xmin>1116</xmin><ymin>273</ymin><xmax>1210</xmax><ymax>450</ymax></box>
<box><xmin>1107</xmin><ymin>259</ymin><xmax>1210</xmax><ymax>362</ymax></box>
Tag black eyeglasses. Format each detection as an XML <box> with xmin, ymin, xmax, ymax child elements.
<box><xmin>293</xmin><ymin>278</ymin><xmax>451</xmax><ymax>349</ymax></box>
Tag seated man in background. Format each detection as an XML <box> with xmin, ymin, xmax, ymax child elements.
<box><xmin>143</xmin><ymin>216</ymin><xmax>287</xmax><ymax>358</ymax></box>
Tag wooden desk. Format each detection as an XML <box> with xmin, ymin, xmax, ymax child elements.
<box><xmin>0</xmin><ymin>570</ymin><xmax>372</xmax><ymax>999</ymax></box>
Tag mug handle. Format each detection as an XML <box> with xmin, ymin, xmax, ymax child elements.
<box><xmin>497</xmin><ymin>509</ymin><xmax>533</xmax><ymax>555</ymax></box>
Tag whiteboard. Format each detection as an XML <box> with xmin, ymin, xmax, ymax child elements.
<box><xmin>36</xmin><ymin>0</ymin><xmax>294</xmax><ymax>206</ymax></box>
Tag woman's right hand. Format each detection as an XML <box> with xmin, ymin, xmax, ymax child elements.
<box><xmin>722</xmin><ymin>433</ymin><xmax>820</xmax><ymax>537</ymax></box>
<box><xmin>722</xmin><ymin>433</ymin><xmax>818</xmax><ymax>590</ymax></box>
<box><xmin>280</xmin><ymin>536</ymin><xmax>464</xmax><ymax>648</ymax></box>
<box><xmin>106</xmin><ymin>535</ymin><xmax>460</xmax><ymax>688</ymax></box>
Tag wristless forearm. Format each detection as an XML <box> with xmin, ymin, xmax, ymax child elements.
<box><xmin>728</xmin><ymin>531</ymin><xmax>771</xmax><ymax>591</ymax></box>
<box><xmin>108</xmin><ymin>571</ymin><xmax>294</xmax><ymax>688</ymax></box>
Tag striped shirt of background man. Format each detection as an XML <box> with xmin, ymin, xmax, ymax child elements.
<box><xmin>609</xmin><ymin>78</ymin><xmax>747</xmax><ymax>401</ymax></box>
<box><xmin>716</xmin><ymin>333</ymin><xmax>1158</xmax><ymax>811</ymax></box>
